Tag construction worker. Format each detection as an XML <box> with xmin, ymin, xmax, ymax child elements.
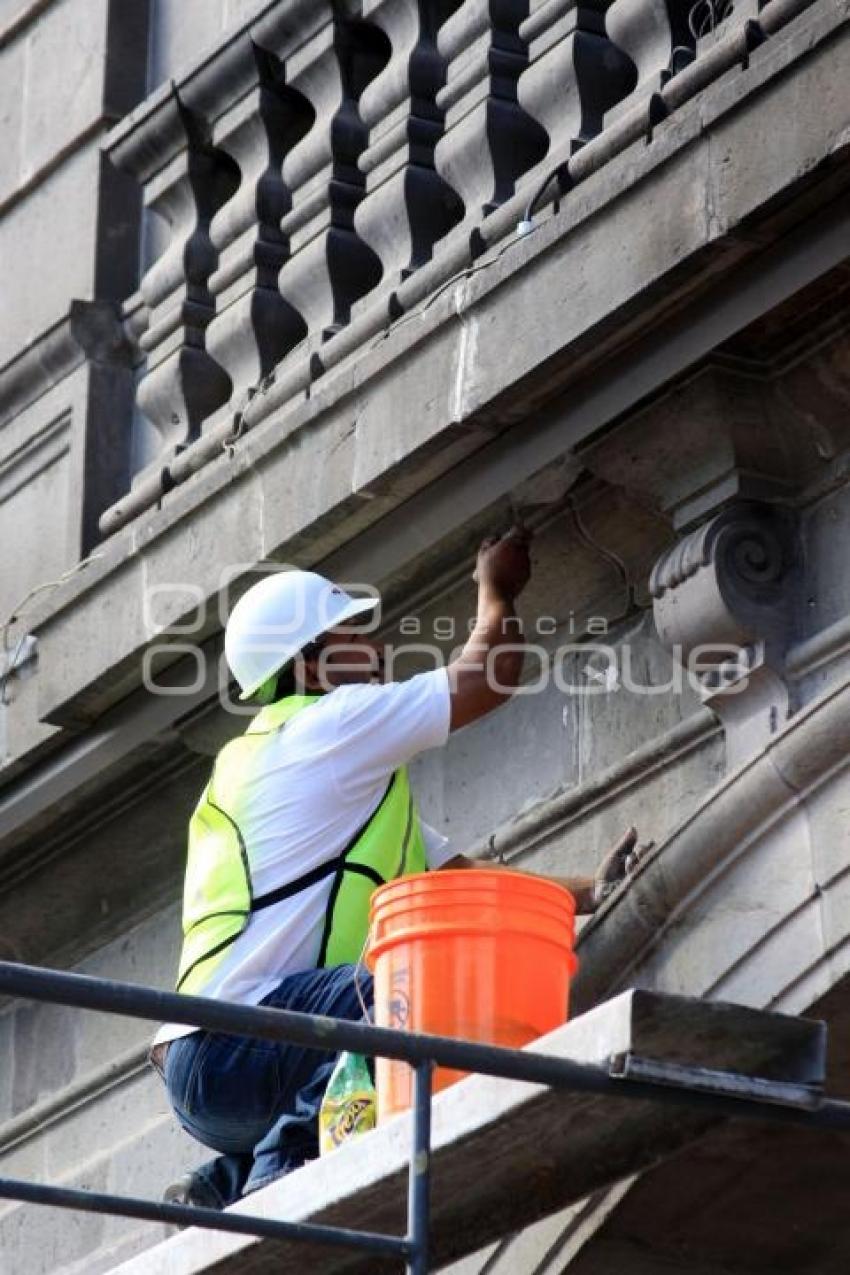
<box><xmin>152</xmin><ymin>528</ymin><xmax>639</xmax><ymax>1208</ymax></box>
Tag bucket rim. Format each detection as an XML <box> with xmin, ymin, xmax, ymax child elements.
<box><xmin>368</xmin><ymin>869</ymin><xmax>577</xmax><ymax>912</ymax></box>
<box><xmin>368</xmin><ymin>901</ymin><xmax>576</xmax><ymax>942</ymax></box>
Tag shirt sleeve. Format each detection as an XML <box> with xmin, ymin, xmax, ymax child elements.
<box><xmin>331</xmin><ymin>667</ymin><xmax>451</xmax><ymax>798</ymax></box>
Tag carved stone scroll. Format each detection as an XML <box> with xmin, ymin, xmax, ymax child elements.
<box><xmin>650</xmin><ymin>502</ymin><xmax>796</xmax><ymax>769</ymax></box>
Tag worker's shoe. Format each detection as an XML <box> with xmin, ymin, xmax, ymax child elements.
<box><xmin>162</xmin><ymin>1172</ymin><xmax>222</xmax><ymax>1211</ymax></box>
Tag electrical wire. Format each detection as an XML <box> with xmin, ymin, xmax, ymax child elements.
<box><xmin>569</xmin><ymin>496</ymin><xmax>631</xmax><ymax>591</ymax></box>
<box><xmin>0</xmin><ymin>551</ymin><xmax>104</xmax><ymax>705</ymax></box>
<box><xmin>354</xmin><ymin>933</ymin><xmax>373</xmax><ymax>1024</ymax></box>
<box><xmin>221</xmin><ymin>372</ymin><xmax>277</xmax><ymax>456</ymax></box>
<box><xmin>688</xmin><ymin>0</ymin><xmax>735</xmax><ymax>41</ymax></box>
<box><xmin>563</xmin><ymin>494</ymin><xmax>639</xmax><ymax>632</ymax></box>
<box><xmin>369</xmin><ymin>224</ymin><xmax>542</xmax><ymax>353</ymax></box>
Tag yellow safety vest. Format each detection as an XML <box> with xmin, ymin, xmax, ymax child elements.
<box><xmin>176</xmin><ymin>693</ymin><xmax>428</xmax><ymax>995</ymax></box>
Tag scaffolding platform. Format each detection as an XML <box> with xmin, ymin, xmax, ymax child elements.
<box><xmin>106</xmin><ymin>990</ymin><xmax>825</xmax><ymax>1274</ymax></box>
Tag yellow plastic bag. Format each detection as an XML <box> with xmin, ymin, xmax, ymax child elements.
<box><xmin>319</xmin><ymin>1052</ymin><xmax>376</xmax><ymax>1155</ymax></box>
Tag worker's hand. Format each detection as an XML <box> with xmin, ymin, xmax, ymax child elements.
<box><xmin>472</xmin><ymin>524</ymin><xmax>533</xmax><ymax>602</ymax></box>
<box><xmin>591</xmin><ymin>826</ymin><xmax>653</xmax><ymax>908</ymax></box>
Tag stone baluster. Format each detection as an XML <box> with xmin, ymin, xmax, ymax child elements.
<box><xmin>517</xmin><ymin>0</ymin><xmax>637</xmax><ymax>172</ymax></box>
<box><xmin>603</xmin><ymin>0</ymin><xmax>696</xmax><ymax>124</ymax></box>
<box><xmin>105</xmin><ymin>85</ymin><xmax>238</xmax><ymax>461</ymax></box>
<box><xmin>434</xmin><ymin>1</ymin><xmax>548</xmax><ymax>242</ymax></box>
<box><xmin>354</xmin><ymin>0</ymin><xmax>464</xmax><ymax>293</ymax></box>
<box><xmin>182</xmin><ymin>39</ymin><xmax>312</xmax><ymax>416</ymax></box>
<box><xmin>256</xmin><ymin>0</ymin><xmax>386</xmax><ymax>345</ymax></box>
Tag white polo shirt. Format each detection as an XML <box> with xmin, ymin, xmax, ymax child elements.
<box><xmin>154</xmin><ymin>667</ymin><xmax>453</xmax><ymax>1045</ymax></box>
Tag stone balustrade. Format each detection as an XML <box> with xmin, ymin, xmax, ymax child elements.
<box><xmin>100</xmin><ymin>0</ymin><xmax>818</xmax><ymax>533</ymax></box>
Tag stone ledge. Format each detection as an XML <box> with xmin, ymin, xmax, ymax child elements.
<box><xmin>105</xmin><ymin>990</ymin><xmax>824</xmax><ymax>1275</ymax></box>
<box><xmin>573</xmin><ymin>666</ymin><xmax>850</xmax><ymax>1013</ymax></box>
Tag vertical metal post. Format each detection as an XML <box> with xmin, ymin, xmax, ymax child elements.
<box><xmin>406</xmin><ymin>1060</ymin><xmax>433</xmax><ymax>1275</ymax></box>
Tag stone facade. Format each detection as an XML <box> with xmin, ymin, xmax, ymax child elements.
<box><xmin>1</xmin><ymin>0</ymin><xmax>850</xmax><ymax>1271</ymax></box>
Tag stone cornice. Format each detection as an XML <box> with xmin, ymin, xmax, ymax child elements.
<box><xmin>0</xmin><ymin>1039</ymin><xmax>151</xmax><ymax>1158</ymax></box>
<box><xmin>0</xmin><ymin>301</ymin><xmax>132</xmax><ymax>430</ymax></box>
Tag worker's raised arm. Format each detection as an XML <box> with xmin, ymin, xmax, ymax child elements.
<box><xmin>447</xmin><ymin>526</ymin><xmax>532</xmax><ymax>731</ymax></box>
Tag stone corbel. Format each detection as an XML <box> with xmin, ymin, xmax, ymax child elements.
<box><xmin>650</xmin><ymin>502</ymin><xmax>797</xmax><ymax>770</ymax></box>
<box><xmin>579</xmin><ymin>364</ymin><xmax>801</xmax><ymax>531</ymax></box>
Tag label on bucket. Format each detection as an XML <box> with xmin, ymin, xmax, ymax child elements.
<box><xmin>388</xmin><ymin>966</ymin><xmax>410</xmax><ymax>1029</ymax></box>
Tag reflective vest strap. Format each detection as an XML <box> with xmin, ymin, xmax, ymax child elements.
<box><xmin>183</xmin><ymin>908</ymin><xmax>251</xmax><ymax>938</ymax></box>
<box><xmin>392</xmin><ymin>783</ymin><xmax>416</xmax><ymax>878</ymax></box>
<box><xmin>252</xmin><ymin>855</ymin><xmax>343</xmax><ymax>913</ymax></box>
<box><xmin>177</xmin><ymin>927</ymin><xmax>245</xmax><ymax>993</ymax></box>
<box><xmin>316</xmin><ymin>772</ymin><xmax>408</xmax><ymax>967</ymax></box>
<box><xmin>341</xmin><ymin>863</ymin><xmax>385</xmax><ymax>888</ymax></box>
<box><xmin>206</xmin><ymin>793</ymin><xmax>251</xmax><ymax>893</ymax></box>
<box><xmin>251</xmin><ymin>771</ymin><xmax>394</xmax><ymax>916</ymax></box>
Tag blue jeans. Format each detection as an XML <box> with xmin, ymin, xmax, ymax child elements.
<box><xmin>162</xmin><ymin>964</ymin><xmax>373</xmax><ymax>1207</ymax></box>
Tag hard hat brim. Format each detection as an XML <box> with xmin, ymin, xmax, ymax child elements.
<box><xmin>237</xmin><ymin>594</ymin><xmax>380</xmax><ymax>700</ymax></box>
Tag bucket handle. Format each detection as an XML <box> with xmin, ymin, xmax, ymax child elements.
<box><xmin>354</xmin><ymin>932</ymin><xmax>373</xmax><ymax>1022</ymax></box>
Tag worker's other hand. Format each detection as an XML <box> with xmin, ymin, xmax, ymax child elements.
<box><xmin>472</xmin><ymin>524</ymin><xmax>533</xmax><ymax>601</ymax></box>
<box><xmin>591</xmin><ymin>826</ymin><xmax>653</xmax><ymax>909</ymax></box>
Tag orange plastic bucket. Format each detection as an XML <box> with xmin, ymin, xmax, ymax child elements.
<box><xmin>366</xmin><ymin>870</ymin><xmax>577</xmax><ymax>1121</ymax></box>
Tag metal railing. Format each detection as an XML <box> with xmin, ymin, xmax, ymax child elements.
<box><xmin>1</xmin><ymin>960</ymin><xmax>850</xmax><ymax>1274</ymax></box>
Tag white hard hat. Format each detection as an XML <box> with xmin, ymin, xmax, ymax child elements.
<box><xmin>225</xmin><ymin>570</ymin><xmax>379</xmax><ymax>700</ymax></box>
